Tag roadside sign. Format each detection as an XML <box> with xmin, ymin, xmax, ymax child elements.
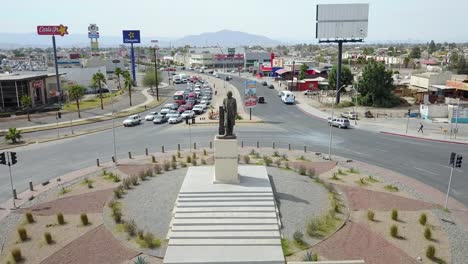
<box><xmin>37</xmin><ymin>25</ymin><xmax>69</xmax><ymax>36</ymax></box>
<box><xmin>244</xmin><ymin>81</ymin><xmax>257</xmax><ymax>108</ymax></box>
<box><xmin>122</xmin><ymin>30</ymin><xmax>141</xmax><ymax>43</ymax></box>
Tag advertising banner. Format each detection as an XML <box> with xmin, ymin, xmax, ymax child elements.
<box><xmin>244</xmin><ymin>81</ymin><xmax>257</xmax><ymax>108</ymax></box>
<box><xmin>37</xmin><ymin>25</ymin><xmax>68</xmax><ymax>36</ymax></box>
<box><xmin>122</xmin><ymin>30</ymin><xmax>141</xmax><ymax>43</ymax></box>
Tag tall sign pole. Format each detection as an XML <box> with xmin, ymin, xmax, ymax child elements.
<box><xmin>123</xmin><ymin>30</ymin><xmax>141</xmax><ymax>85</ymax></box>
<box><xmin>151</xmin><ymin>40</ymin><xmax>160</xmax><ymax>100</ymax></box>
<box><xmin>1</xmin><ymin>151</ymin><xmax>18</xmax><ymax>208</ymax></box>
<box><xmin>37</xmin><ymin>25</ymin><xmax>69</xmax><ymax>109</ymax></box>
<box><xmin>131</xmin><ymin>43</ymin><xmax>136</xmax><ymax>83</ymax></box>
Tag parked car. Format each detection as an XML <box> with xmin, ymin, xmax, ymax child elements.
<box><xmin>341</xmin><ymin>111</ymin><xmax>358</xmax><ymax>120</ymax></box>
<box><xmin>225</xmin><ymin>76</ymin><xmax>231</xmax><ymax>81</ymax></box>
<box><xmin>258</xmin><ymin>96</ymin><xmax>265</xmax><ymax>104</ymax></box>
<box><xmin>268</xmin><ymin>84</ymin><xmax>274</xmax><ymax>89</ymax></box>
<box><xmin>200</xmin><ymin>99</ymin><xmax>210</xmax><ymax>105</ymax></box>
<box><xmin>304</xmin><ymin>90</ymin><xmax>318</xmax><ymax>95</ymax></box>
<box><xmin>199</xmin><ymin>103</ymin><xmax>208</xmax><ymax>110</ymax></box>
<box><xmin>201</xmin><ymin>96</ymin><xmax>211</xmax><ymax>101</ymax></box>
<box><xmin>145</xmin><ymin>112</ymin><xmax>158</xmax><ymax>121</ymax></box>
<box><xmin>215</xmin><ymin>74</ymin><xmax>220</xmax><ymax>78</ymax></box>
<box><xmin>328</xmin><ymin>117</ymin><xmax>350</xmax><ymax>128</ymax></box>
<box><xmin>262</xmin><ymin>81</ymin><xmax>268</xmax><ymax>86</ymax></box>
<box><xmin>184</xmin><ymin>102</ymin><xmax>194</xmax><ymax>110</ymax></box>
<box><xmin>177</xmin><ymin>105</ymin><xmax>187</xmax><ymax>113</ymax></box>
<box><xmin>153</xmin><ymin>114</ymin><xmax>169</xmax><ymax>124</ymax></box>
<box><xmin>192</xmin><ymin>105</ymin><xmax>205</xmax><ymax>114</ymax></box>
<box><xmin>123</xmin><ymin>114</ymin><xmax>141</xmax><ymax>127</ymax></box>
<box><xmin>181</xmin><ymin>110</ymin><xmax>195</xmax><ymax>119</ymax></box>
<box><xmin>167</xmin><ymin>113</ymin><xmax>183</xmax><ymax>124</ymax></box>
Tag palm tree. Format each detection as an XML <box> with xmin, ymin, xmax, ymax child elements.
<box><xmin>92</xmin><ymin>72</ymin><xmax>106</xmax><ymax>110</ymax></box>
<box><xmin>4</xmin><ymin>128</ymin><xmax>22</xmax><ymax>144</ymax></box>
<box><xmin>123</xmin><ymin>70</ymin><xmax>133</xmax><ymax>106</ymax></box>
<box><xmin>67</xmin><ymin>85</ymin><xmax>86</xmax><ymax>118</ymax></box>
<box><xmin>20</xmin><ymin>95</ymin><xmax>32</xmax><ymax>121</ymax></box>
<box><xmin>114</xmin><ymin>67</ymin><xmax>122</xmax><ymax>90</ymax></box>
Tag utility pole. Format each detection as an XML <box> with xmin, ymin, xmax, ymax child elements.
<box><xmin>152</xmin><ymin>40</ymin><xmax>160</xmax><ymax>101</ymax></box>
<box><xmin>445</xmin><ymin>152</ymin><xmax>463</xmax><ymax>209</ymax></box>
<box><xmin>291</xmin><ymin>61</ymin><xmax>295</xmax><ymax>91</ymax></box>
<box><xmin>454</xmin><ymin>98</ymin><xmax>460</xmax><ymax>139</ymax></box>
<box><xmin>1</xmin><ymin>152</ymin><xmax>18</xmax><ymax>208</ymax></box>
<box><xmin>406</xmin><ymin>109</ymin><xmax>411</xmax><ymax>134</ymax></box>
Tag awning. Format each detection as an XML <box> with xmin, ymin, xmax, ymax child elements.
<box><xmin>275</xmin><ymin>69</ymin><xmax>290</xmax><ymax>75</ymax></box>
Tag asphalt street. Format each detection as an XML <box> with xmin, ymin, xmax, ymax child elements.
<box><xmin>0</xmin><ymin>72</ymin><xmax>466</xmax><ymax>208</ymax></box>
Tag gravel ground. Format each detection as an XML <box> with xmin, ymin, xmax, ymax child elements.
<box><xmin>267</xmin><ymin>167</ymin><xmax>329</xmax><ymax>244</ymax></box>
<box><xmin>118</xmin><ymin>168</ymin><xmax>187</xmax><ymax>257</ymax></box>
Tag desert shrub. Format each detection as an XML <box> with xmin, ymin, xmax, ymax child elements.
<box><xmin>192</xmin><ymin>152</ymin><xmax>197</xmax><ymax>160</ymax></box>
<box><xmin>285</xmin><ymin>162</ymin><xmax>290</xmax><ymax>169</ymax></box>
<box><xmin>263</xmin><ymin>156</ymin><xmax>273</xmax><ymax>166</ymax></box>
<box><xmin>357</xmin><ymin>178</ymin><xmax>368</xmax><ymax>186</ymax></box>
<box><xmin>419</xmin><ymin>213</ymin><xmax>427</xmax><ymax>226</ymax></box>
<box><xmin>186</xmin><ymin>155</ymin><xmax>192</xmax><ymax>163</ymax></box>
<box><xmin>293</xmin><ymin>231</ymin><xmax>305</xmax><ymax>245</ymax></box>
<box><xmin>57</xmin><ymin>212</ymin><xmax>65</xmax><ymax>225</ymax></box>
<box><xmin>172</xmin><ymin>155</ymin><xmax>177</xmax><ymax>162</ymax></box>
<box><xmin>390</xmin><ymin>224</ymin><xmax>398</xmax><ymax>238</ymax></box>
<box><xmin>162</xmin><ymin>160</ymin><xmax>170</xmax><ymax>171</ymax></box>
<box><xmin>151</xmin><ymin>155</ymin><xmax>156</xmax><ymax>163</ymax></box>
<box><xmin>281</xmin><ymin>239</ymin><xmax>292</xmax><ymax>256</ymax></box>
<box><xmin>153</xmin><ymin>164</ymin><xmax>162</xmax><ymax>174</ymax></box>
<box><xmin>273</xmin><ymin>151</ymin><xmax>280</xmax><ymax>157</ymax></box>
<box><xmin>137</xmin><ymin>229</ymin><xmax>145</xmax><ymax>240</ymax></box>
<box><xmin>384</xmin><ymin>185</ymin><xmax>399</xmax><ymax>192</ymax></box>
<box><xmin>303</xmin><ymin>251</ymin><xmax>318</xmax><ymax>261</ymax></box>
<box><xmin>44</xmin><ymin>232</ymin><xmax>53</xmax><ymax>244</ymax></box>
<box><xmin>114</xmin><ymin>188</ymin><xmax>123</xmax><ymax>199</ymax></box>
<box><xmin>17</xmin><ymin>227</ymin><xmax>28</xmax><ymax>241</ymax></box>
<box><xmin>59</xmin><ymin>187</ymin><xmax>71</xmax><ymax>195</ymax></box>
<box><xmin>192</xmin><ymin>158</ymin><xmax>197</xmax><ymax>166</ymax></box>
<box><xmin>203</xmin><ymin>149</ymin><xmax>207</xmax><ymax>156</ymax></box>
<box><xmin>130</xmin><ymin>175</ymin><xmax>139</xmax><ymax>186</ymax></box>
<box><xmin>337</xmin><ymin>169</ymin><xmax>346</xmax><ymax>175</ymax></box>
<box><xmin>123</xmin><ymin>178</ymin><xmax>132</xmax><ymax>189</ymax></box>
<box><xmin>124</xmin><ymin>220</ymin><xmax>137</xmax><ymax>237</ymax></box>
<box><xmin>426</xmin><ymin>245</ymin><xmax>435</xmax><ymax>259</ymax></box>
<box><xmin>177</xmin><ymin>151</ymin><xmax>182</xmax><ymax>158</ymax></box>
<box><xmin>145</xmin><ymin>232</ymin><xmax>161</xmax><ymax>248</ymax></box>
<box><xmin>367</xmin><ymin>210</ymin><xmax>375</xmax><ymax>221</ymax></box>
<box><xmin>243</xmin><ymin>155</ymin><xmax>250</xmax><ymax>164</ymax></box>
<box><xmin>424</xmin><ymin>227</ymin><xmax>432</xmax><ymax>240</ymax></box>
<box><xmin>145</xmin><ymin>169</ymin><xmax>153</xmax><ymax>177</ymax></box>
<box><xmin>348</xmin><ymin>167</ymin><xmax>359</xmax><ymax>173</ymax></box>
<box><xmin>201</xmin><ymin>158</ymin><xmax>207</xmax><ymax>165</ymax></box>
<box><xmin>171</xmin><ymin>160</ymin><xmax>177</xmax><ymax>169</ymax></box>
<box><xmin>11</xmin><ymin>248</ymin><xmax>22</xmax><ymax>262</ymax></box>
<box><xmin>134</xmin><ymin>255</ymin><xmax>148</xmax><ymax>264</ymax></box>
<box><xmin>330</xmin><ymin>172</ymin><xmax>340</xmax><ymax>180</ymax></box>
<box><xmin>25</xmin><ymin>212</ymin><xmax>34</xmax><ymax>223</ymax></box>
<box><xmin>274</xmin><ymin>159</ymin><xmax>281</xmax><ymax>167</ymax></box>
<box><xmin>307</xmin><ymin>168</ymin><xmax>315</xmax><ymax>177</ymax></box>
<box><xmin>180</xmin><ymin>161</ymin><xmax>187</xmax><ymax>167</ymax></box>
<box><xmin>80</xmin><ymin>213</ymin><xmax>89</xmax><ymax>226</ymax></box>
<box><xmin>281</xmin><ymin>153</ymin><xmax>288</xmax><ymax>161</ymax></box>
<box><xmin>249</xmin><ymin>149</ymin><xmax>256</xmax><ymax>155</ymax></box>
<box><xmin>391</xmin><ymin>209</ymin><xmax>398</xmax><ymax>221</ymax></box>
<box><xmin>138</xmin><ymin>170</ymin><xmax>147</xmax><ymax>181</ymax></box>
<box><xmin>113</xmin><ymin>210</ymin><xmax>122</xmax><ymax>223</ymax></box>
<box><xmin>367</xmin><ymin>175</ymin><xmax>379</xmax><ymax>182</ymax></box>
<box><xmin>298</xmin><ymin>165</ymin><xmax>306</xmax><ymax>175</ymax></box>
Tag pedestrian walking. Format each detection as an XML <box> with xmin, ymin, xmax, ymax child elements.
<box><xmin>418</xmin><ymin>122</ymin><xmax>424</xmax><ymax>133</ymax></box>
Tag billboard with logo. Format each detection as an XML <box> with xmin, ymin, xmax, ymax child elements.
<box><xmin>244</xmin><ymin>81</ymin><xmax>257</xmax><ymax>108</ymax></box>
<box><xmin>122</xmin><ymin>30</ymin><xmax>141</xmax><ymax>43</ymax></box>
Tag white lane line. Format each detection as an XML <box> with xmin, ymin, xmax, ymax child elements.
<box><xmin>414</xmin><ymin>167</ymin><xmax>439</xmax><ymax>176</ymax></box>
<box><xmin>432</xmin><ymin>163</ymin><xmax>465</xmax><ymax>173</ymax></box>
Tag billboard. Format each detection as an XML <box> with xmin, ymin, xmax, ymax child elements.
<box><xmin>88</xmin><ymin>24</ymin><xmax>99</xmax><ymax>39</ymax></box>
<box><xmin>244</xmin><ymin>81</ymin><xmax>257</xmax><ymax>108</ymax></box>
<box><xmin>122</xmin><ymin>30</ymin><xmax>141</xmax><ymax>43</ymax></box>
<box><xmin>37</xmin><ymin>25</ymin><xmax>69</xmax><ymax>36</ymax></box>
<box><xmin>316</xmin><ymin>4</ymin><xmax>368</xmax><ymax>39</ymax></box>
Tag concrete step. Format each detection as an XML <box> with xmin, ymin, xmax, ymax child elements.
<box><xmin>170</xmin><ymin>224</ymin><xmax>280</xmax><ymax>232</ymax></box>
<box><xmin>174</xmin><ymin>207</ymin><xmax>276</xmax><ymax>213</ymax></box>
<box><xmin>177</xmin><ymin>201</ymin><xmax>275</xmax><ymax>207</ymax></box>
<box><xmin>169</xmin><ymin>231</ymin><xmax>281</xmax><ymax>239</ymax></box>
<box><xmin>178</xmin><ymin>193</ymin><xmax>273</xmax><ymax>198</ymax></box>
<box><xmin>179</xmin><ymin>191</ymin><xmax>272</xmax><ymax>194</ymax></box>
<box><xmin>174</xmin><ymin>212</ymin><xmax>277</xmax><ymax>219</ymax></box>
<box><xmin>178</xmin><ymin>197</ymin><xmax>273</xmax><ymax>202</ymax></box>
<box><xmin>172</xmin><ymin>218</ymin><xmax>279</xmax><ymax>226</ymax></box>
<box><xmin>168</xmin><ymin>238</ymin><xmax>281</xmax><ymax>246</ymax></box>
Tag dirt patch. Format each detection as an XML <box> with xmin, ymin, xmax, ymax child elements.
<box><xmin>18</xmin><ymin>188</ymin><xmax>113</xmax><ymax>216</ymax></box>
<box><xmin>312</xmin><ymin>221</ymin><xmax>417</xmax><ymax>264</ymax></box>
<box><xmin>117</xmin><ymin>164</ymin><xmax>155</xmax><ymax>176</ymax></box>
<box><xmin>340</xmin><ymin>185</ymin><xmax>434</xmax><ymax>211</ymax></box>
<box><xmin>41</xmin><ymin>224</ymin><xmax>139</xmax><ymax>264</ymax></box>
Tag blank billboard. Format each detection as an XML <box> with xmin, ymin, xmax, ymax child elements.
<box><xmin>316</xmin><ymin>4</ymin><xmax>369</xmax><ymax>40</ymax></box>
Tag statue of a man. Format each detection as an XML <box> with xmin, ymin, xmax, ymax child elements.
<box><xmin>222</xmin><ymin>91</ymin><xmax>237</xmax><ymax>138</ymax></box>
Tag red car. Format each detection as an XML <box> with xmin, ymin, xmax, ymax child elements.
<box><xmin>177</xmin><ymin>105</ymin><xmax>187</xmax><ymax>113</ymax></box>
<box><xmin>184</xmin><ymin>102</ymin><xmax>194</xmax><ymax>110</ymax></box>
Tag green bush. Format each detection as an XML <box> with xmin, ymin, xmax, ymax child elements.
<box><xmin>426</xmin><ymin>245</ymin><xmax>435</xmax><ymax>259</ymax></box>
<box><xmin>367</xmin><ymin>210</ymin><xmax>375</xmax><ymax>221</ymax></box>
<box><xmin>57</xmin><ymin>212</ymin><xmax>65</xmax><ymax>225</ymax></box>
<box><xmin>11</xmin><ymin>248</ymin><xmax>22</xmax><ymax>262</ymax></box>
<box><xmin>419</xmin><ymin>213</ymin><xmax>427</xmax><ymax>226</ymax></box>
<box><xmin>80</xmin><ymin>213</ymin><xmax>89</xmax><ymax>226</ymax></box>
<box><xmin>367</xmin><ymin>175</ymin><xmax>379</xmax><ymax>182</ymax></box>
<box><xmin>123</xmin><ymin>178</ymin><xmax>132</xmax><ymax>189</ymax></box>
<box><xmin>203</xmin><ymin>149</ymin><xmax>207</xmax><ymax>156</ymax></box>
<box><xmin>281</xmin><ymin>153</ymin><xmax>288</xmax><ymax>161</ymax></box>
<box><xmin>263</xmin><ymin>156</ymin><xmax>273</xmax><ymax>166</ymax></box>
<box><xmin>171</xmin><ymin>160</ymin><xmax>177</xmax><ymax>169</ymax></box>
<box><xmin>424</xmin><ymin>227</ymin><xmax>432</xmax><ymax>240</ymax></box>
<box><xmin>44</xmin><ymin>232</ymin><xmax>53</xmax><ymax>244</ymax></box>
<box><xmin>25</xmin><ymin>212</ymin><xmax>35</xmax><ymax>224</ymax></box>
<box><xmin>391</xmin><ymin>209</ymin><xmax>398</xmax><ymax>221</ymax></box>
<box><xmin>243</xmin><ymin>155</ymin><xmax>250</xmax><ymax>164</ymax></box>
<box><xmin>273</xmin><ymin>151</ymin><xmax>280</xmax><ymax>157</ymax></box>
<box><xmin>337</xmin><ymin>169</ymin><xmax>346</xmax><ymax>175</ymax></box>
<box><xmin>191</xmin><ymin>158</ymin><xmax>197</xmax><ymax>166</ymax></box>
<box><xmin>59</xmin><ymin>187</ymin><xmax>71</xmax><ymax>195</ymax></box>
<box><xmin>180</xmin><ymin>161</ymin><xmax>187</xmax><ymax>167</ymax></box>
<box><xmin>186</xmin><ymin>156</ymin><xmax>192</xmax><ymax>164</ymax></box>
<box><xmin>293</xmin><ymin>231</ymin><xmax>305</xmax><ymax>245</ymax></box>
<box><xmin>144</xmin><ymin>232</ymin><xmax>161</xmax><ymax>248</ymax></box>
<box><xmin>163</xmin><ymin>160</ymin><xmax>171</xmax><ymax>171</ymax></box>
<box><xmin>356</xmin><ymin>178</ymin><xmax>368</xmax><ymax>186</ymax></box>
<box><xmin>17</xmin><ymin>227</ymin><xmax>28</xmax><ymax>241</ymax></box>
<box><xmin>384</xmin><ymin>185</ymin><xmax>399</xmax><ymax>192</ymax></box>
<box><xmin>137</xmin><ymin>229</ymin><xmax>145</xmax><ymax>240</ymax></box>
<box><xmin>112</xmin><ymin>210</ymin><xmax>122</xmax><ymax>223</ymax></box>
<box><xmin>124</xmin><ymin>220</ymin><xmax>137</xmax><ymax>237</ymax></box>
<box><xmin>281</xmin><ymin>239</ymin><xmax>292</xmax><ymax>256</ymax></box>
<box><xmin>130</xmin><ymin>175</ymin><xmax>139</xmax><ymax>186</ymax></box>
<box><xmin>303</xmin><ymin>251</ymin><xmax>318</xmax><ymax>261</ymax></box>
<box><xmin>151</xmin><ymin>155</ymin><xmax>156</xmax><ymax>163</ymax></box>
<box><xmin>331</xmin><ymin>172</ymin><xmax>340</xmax><ymax>180</ymax></box>
<box><xmin>348</xmin><ymin>167</ymin><xmax>359</xmax><ymax>173</ymax></box>
<box><xmin>390</xmin><ymin>224</ymin><xmax>398</xmax><ymax>238</ymax></box>
<box><xmin>114</xmin><ymin>188</ymin><xmax>123</xmax><ymax>199</ymax></box>
<box><xmin>153</xmin><ymin>164</ymin><xmax>162</xmax><ymax>174</ymax></box>
<box><xmin>172</xmin><ymin>155</ymin><xmax>177</xmax><ymax>162</ymax></box>
<box><xmin>201</xmin><ymin>158</ymin><xmax>207</xmax><ymax>165</ymax></box>
<box><xmin>192</xmin><ymin>152</ymin><xmax>197</xmax><ymax>160</ymax></box>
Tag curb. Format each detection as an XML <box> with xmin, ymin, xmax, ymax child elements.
<box><xmin>380</xmin><ymin>131</ymin><xmax>468</xmax><ymax>145</ymax></box>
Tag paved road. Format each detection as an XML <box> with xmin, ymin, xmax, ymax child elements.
<box><xmin>0</xmin><ymin>73</ymin><xmax>466</xmax><ymax>208</ymax></box>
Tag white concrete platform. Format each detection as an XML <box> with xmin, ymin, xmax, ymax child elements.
<box><xmin>164</xmin><ymin>165</ymin><xmax>285</xmax><ymax>264</ymax></box>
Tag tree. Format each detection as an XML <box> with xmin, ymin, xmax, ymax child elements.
<box><xmin>67</xmin><ymin>85</ymin><xmax>86</xmax><ymax>118</ymax></box>
<box><xmin>449</xmin><ymin>51</ymin><xmax>459</xmax><ymax>70</ymax></box>
<box><xmin>114</xmin><ymin>67</ymin><xmax>123</xmax><ymax>90</ymax></box>
<box><xmin>123</xmin><ymin>70</ymin><xmax>133</xmax><ymax>106</ymax></box>
<box><xmin>363</xmin><ymin>47</ymin><xmax>374</xmax><ymax>55</ymax></box>
<box><xmin>4</xmin><ymin>128</ymin><xmax>22</xmax><ymax>144</ymax></box>
<box><xmin>457</xmin><ymin>56</ymin><xmax>467</xmax><ymax>74</ymax></box>
<box><xmin>357</xmin><ymin>60</ymin><xmax>398</xmax><ymax>107</ymax></box>
<box><xmin>20</xmin><ymin>95</ymin><xmax>32</xmax><ymax>122</ymax></box>
<box><xmin>142</xmin><ymin>70</ymin><xmax>162</xmax><ymax>93</ymax></box>
<box><xmin>328</xmin><ymin>65</ymin><xmax>353</xmax><ymax>90</ymax></box>
<box><xmin>298</xmin><ymin>64</ymin><xmax>308</xmax><ymax>80</ymax></box>
<box><xmin>410</xmin><ymin>46</ymin><xmax>421</xmax><ymax>59</ymax></box>
<box><xmin>428</xmin><ymin>40</ymin><xmax>437</xmax><ymax>54</ymax></box>
<box><xmin>388</xmin><ymin>46</ymin><xmax>395</xmax><ymax>57</ymax></box>
<box><xmin>92</xmin><ymin>72</ymin><xmax>106</xmax><ymax>110</ymax></box>
<box><xmin>403</xmin><ymin>57</ymin><xmax>410</xmax><ymax>68</ymax></box>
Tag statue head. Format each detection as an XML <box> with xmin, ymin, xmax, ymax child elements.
<box><xmin>227</xmin><ymin>91</ymin><xmax>233</xmax><ymax>98</ymax></box>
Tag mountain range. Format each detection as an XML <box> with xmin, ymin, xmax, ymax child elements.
<box><xmin>0</xmin><ymin>30</ymin><xmax>281</xmax><ymax>49</ymax></box>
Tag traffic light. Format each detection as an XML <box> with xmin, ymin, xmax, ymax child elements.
<box><xmin>407</xmin><ymin>109</ymin><xmax>411</xmax><ymax>116</ymax></box>
<box><xmin>10</xmin><ymin>152</ymin><xmax>17</xmax><ymax>165</ymax></box>
<box><xmin>455</xmin><ymin>155</ymin><xmax>463</xmax><ymax>168</ymax></box>
<box><xmin>449</xmin><ymin>152</ymin><xmax>456</xmax><ymax>165</ymax></box>
<box><xmin>0</xmin><ymin>152</ymin><xmax>6</xmax><ymax>165</ymax></box>
<box><xmin>57</xmin><ymin>112</ymin><xmax>62</xmax><ymax>119</ymax></box>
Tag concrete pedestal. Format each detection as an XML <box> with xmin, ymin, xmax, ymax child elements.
<box><xmin>213</xmin><ymin>136</ymin><xmax>239</xmax><ymax>184</ymax></box>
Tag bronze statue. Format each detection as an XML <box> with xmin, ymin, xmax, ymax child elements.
<box><xmin>218</xmin><ymin>91</ymin><xmax>237</xmax><ymax>139</ymax></box>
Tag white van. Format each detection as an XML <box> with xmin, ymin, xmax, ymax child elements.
<box><xmin>281</xmin><ymin>91</ymin><xmax>295</xmax><ymax>104</ymax></box>
<box><xmin>173</xmin><ymin>75</ymin><xmax>181</xmax><ymax>84</ymax></box>
<box><xmin>179</xmin><ymin>74</ymin><xmax>188</xmax><ymax>83</ymax></box>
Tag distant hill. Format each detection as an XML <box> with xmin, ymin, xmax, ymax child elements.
<box><xmin>173</xmin><ymin>30</ymin><xmax>281</xmax><ymax>47</ymax></box>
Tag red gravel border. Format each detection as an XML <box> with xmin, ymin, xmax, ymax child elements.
<box><xmin>313</xmin><ymin>221</ymin><xmax>417</xmax><ymax>264</ymax></box>
<box><xmin>41</xmin><ymin>224</ymin><xmax>139</xmax><ymax>264</ymax></box>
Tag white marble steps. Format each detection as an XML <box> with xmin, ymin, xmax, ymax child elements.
<box><xmin>178</xmin><ymin>197</ymin><xmax>273</xmax><ymax>202</ymax></box>
<box><xmin>174</xmin><ymin>212</ymin><xmax>277</xmax><ymax>219</ymax></box>
<box><xmin>177</xmin><ymin>201</ymin><xmax>275</xmax><ymax>207</ymax></box>
<box><xmin>168</xmin><ymin>238</ymin><xmax>281</xmax><ymax>246</ymax></box>
<box><xmin>170</xmin><ymin>224</ymin><xmax>279</xmax><ymax>232</ymax></box>
<box><xmin>174</xmin><ymin>206</ymin><xmax>276</xmax><ymax>213</ymax></box>
<box><xmin>172</xmin><ymin>218</ymin><xmax>278</xmax><ymax>225</ymax></box>
<box><xmin>169</xmin><ymin>230</ymin><xmax>281</xmax><ymax>239</ymax></box>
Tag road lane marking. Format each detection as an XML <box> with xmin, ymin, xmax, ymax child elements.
<box><xmin>414</xmin><ymin>167</ymin><xmax>439</xmax><ymax>176</ymax></box>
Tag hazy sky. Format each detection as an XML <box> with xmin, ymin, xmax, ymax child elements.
<box><xmin>1</xmin><ymin>0</ymin><xmax>467</xmax><ymax>42</ymax></box>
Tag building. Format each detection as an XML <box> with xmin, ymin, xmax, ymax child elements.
<box><xmin>244</xmin><ymin>51</ymin><xmax>272</xmax><ymax>68</ymax></box>
<box><xmin>0</xmin><ymin>72</ymin><xmax>62</xmax><ymax>110</ymax></box>
<box><xmin>50</xmin><ymin>67</ymin><xmax>107</xmax><ymax>87</ymax></box>
<box><xmin>410</xmin><ymin>72</ymin><xmax>452</xmax><ymax>90</ymax></box>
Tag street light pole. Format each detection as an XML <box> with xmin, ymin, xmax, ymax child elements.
<box><xmin>328</xmin><ymin>85</ymin><xmax>346</xmax><ymax>160</ymax></box>
<box><xmin>153</xmin><ymin>47</ymin><xmax>159</xmax><ymax>101</ymax></box>
<box><xmin>455</xmin><ymin>98</ymin><xmax>460</xmax><ymax>139</ymax></box>
<box><xmin>291</xmin><ymin>61</ymin><xmax>295</xmax><ymax>91</ymax></box>
<box><xmin>110</xmin><ymin>88</ymin><xmax>117</xmax><ymax>162</ymax></box>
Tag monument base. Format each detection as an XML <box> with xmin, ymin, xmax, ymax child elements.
<box><xmin>213</xmin><ymin>136</ymin><xmax>239</xmax><ymax>184</ymax></box>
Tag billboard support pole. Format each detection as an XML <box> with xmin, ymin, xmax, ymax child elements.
<box><xmin>250</xmin><ymin>108</ymin><xmax>252</xmax><ymax>120</ymax></box>
<box><xmin>336</xmin><ymin>41</ymin><xmax>343</xmax><ymax>104</ymax></box>
<box><xmin>52</xmin><ymin>35</ymin><xmax>61</xmax><ymax>108</ymax></box>
<box><xmin>131</xmin><ymin>43</ymin><xmax>136</xmax><ymax>85</ymax></box>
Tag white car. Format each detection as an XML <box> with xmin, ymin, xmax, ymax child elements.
<box><xmin>192</xmin><ymin>105</ymin><xmax>205</xmax><ymax>114</ymax></box>
<box><xmin>199</xmin><ymin>103</ymin><xmax>208</xmax><ymax>110</ymax></box>
<box><xmin>200</xmin><ymin>99</ymin><xmax>210</xmax><ymax>105</ymax></box>
<box><xmin>145</xmin><ymin>112</ymin><xmax>158</xmax><ymax>121</ymax></box>
<box><xmin>167</xmin><ymin>113</ymin><xmax>182</xmax><ymax>124</ymax></box>
<box><xmin>215</xmin><ymin>74</ymin><xmax>220</xmax><ymax>78</ymax></box>
<box><xmin>203</xmin><ymin>83</ymin><xmax>210</xmax><ymax>88</ymax></box>
<box><xmin>123</xmin><ymin>114</ymin><xmax>141</xmax><ymax>127</ymax></box>
<box><xmin>181</xmin><ymin>110</ymin><xmax>195</xmax><ymax>119</ymax></box>
<box><xmin>328</xmin><ymin>117</ymin><xmax>351</xmax><ymax>128</ymax></box>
